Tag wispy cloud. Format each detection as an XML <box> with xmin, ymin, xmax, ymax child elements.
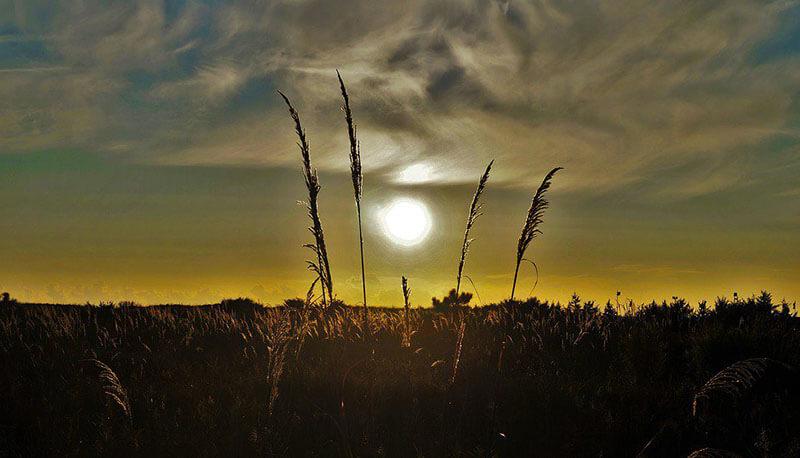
<box><xmin>1</xmin><ymin>0</ymin><xmax>799</xmax><ymax>199</ymax></box>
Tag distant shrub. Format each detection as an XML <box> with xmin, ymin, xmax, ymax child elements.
<box><xmin>714</xmin><ymin>291</ymin><xmax>779</xmax><ymax>323</ymax></box>
<box><xmin>218</xmin><ymin>297</ymin><xmax>262</xmax><ymax>316</ymax></box>
<box><xmin>697</xmin><ymin>300</ymin><xmax>709</xmax><ymax>317</ymax></box>
<box><xmin>117</xmin><ymin>300</ymin><xmax>140</xmax><ymax>308</ymax></box>
<box><xmin>432</xmin><ymin>289</ymin><xmax>472</xmax><ymax>311</ymax></box>
<box><xmin>283</xmin><ymin>298</ymin><xmax>307</xmax><ymax>308</ymax></box>
<box><xmin>603</xmin><ymin>301</ymin><xmax>618</xmax><ymax>319</ymax></box>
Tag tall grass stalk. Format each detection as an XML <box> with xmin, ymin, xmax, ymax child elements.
<box><xmin>278</xmin><ymin>91</ymin><xmax>334</xmax><ymax>305</ymax></box>
<box><xmin>337</xmin><ymin>71</ymin><xmax>367</xmax><ymax>325</ymax></box>
<box><xmin>402</xmin><ymin>276</ymin><xmax>411</xmax><ymax>346</ymax></box>
<box><xmin>511</xmin><ymin>167</ymin><xmax>562</xmax><ymax>300</ymax></box>
<box><xmin>456</xmin><ymin>160</ymin><xmax>493</xmax><ymax>296</ymax></box>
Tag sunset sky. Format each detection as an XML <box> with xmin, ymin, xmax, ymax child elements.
<box><xmin>1</xmin><ymin>0</ymin><xmax>799</xmax><ymax>306</ymax></box>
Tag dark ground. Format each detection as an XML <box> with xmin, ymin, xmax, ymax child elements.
<box><xmin>1</xmin><ymin>293</ymin><xmax>799</xmax><ymax>457</ymax></box>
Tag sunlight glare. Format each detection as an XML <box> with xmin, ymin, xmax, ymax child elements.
<box><xmin>380</xmin><ymin>198</ymin><xmax>432</xmax><ymax>246</ymax></box>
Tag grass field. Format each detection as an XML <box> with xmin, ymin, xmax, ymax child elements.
<box><xmin>2</xmin><ymin>293</ymin><xmax>799</xmax><ymax>456</ymax></box>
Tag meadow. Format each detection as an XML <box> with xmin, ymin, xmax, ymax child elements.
<box><xmin>1</xmin><ymin>293</ymin><xmax>799</xmax><ymax>457</ymax></box>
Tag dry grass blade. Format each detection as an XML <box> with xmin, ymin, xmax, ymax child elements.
<box><xmin>278</xmin><ymin>90</ymin><xmax>334</xmax><ymax>304</ymax></box>
<box><xmin>337</xmin><ymin>71</ymin><xmax>368</xmax><ymax>326</ymax></box>
<box><xmin>511</xmin><ymin>166</ymin><xmax>563</xmax><ymax>300</ymax></box>
<box><xmin>463</xmin><ymin>275</ymin><xmax>482</xmax><ymax>305</ymax></box>
<box><xmin>450</xmin><ymin>319</ymin><xmax>466</xmax><ymax>385</ymax></box>
<box><xmin>85</xmin><ymin>358</ymin><xmax>132</xmax><ymax>421</ymax></box>
<box><xmin>687</xmin><ymin>447</ymin><xmax>741</xmax><ymax>458</ymax></box>
<box><xmin>305</xmin><ymin>276</ymin><xmax>320</xmax><ymax>306</ymax></box>
<box><xmin>456</xmin><ymin>160</ymin><xmax>493</xmax><ymax>296</ymax></box>
<box><xmin>522</xmin><ymin>258</ymin><xmax>540</xmax><ymax>297</ymax></box>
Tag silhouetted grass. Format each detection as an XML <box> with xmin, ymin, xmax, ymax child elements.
<box><xmin>1</xmin><ymin>292</ymin><xmax>799</xmax><ymax>456</ymax></box>
<box><xmin>512</xmin><ymin>167</ymin><xmax>562</xmax><ymax>300</ymax></box>
<box><xmin>337</xmin><ymin>71</ymin><xmax>368</xmax><ymax>328</ymax></box>
<box><xmin>456</xmin><ymin>160</ymin><xmax>493</xmax><ymax>296</ymax></box>
<box><xmin>278</xmin><ymin>91</ymin><xmax>334</xmax><ymax>305</ymax></box>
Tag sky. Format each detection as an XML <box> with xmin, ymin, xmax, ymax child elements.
<box><xmin>1</xmin><ymin>0</ymin><xmax>799</xmax><ymax>306</ymax></box>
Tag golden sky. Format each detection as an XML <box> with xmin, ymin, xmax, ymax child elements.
<box><xmin>1</xmin><ymin>1</ymin><xmax>799</xmax><ymax>305</ymax></box>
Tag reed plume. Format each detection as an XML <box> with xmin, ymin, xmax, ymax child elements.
<box><xmin>511</xmin><ymin>167</ymin><xmax>562</xmax><ymax>300</ymax></box>
<box><xmin>692</xmin><ymin>357</ymin><xmax>796</xmax><ymax>419</ymax></box>
<box><xmin>337</xmin><ymin>71</ymin><xmax>368</xmax><ymax>325</ymax></box>
<box><xmin>456</xmin><ymin>160</ymin><xmax>493</xmax><ymax>296</ymax></box>
<box><xmin>266</xmin><ymin>317</ymin><xmax>292</xmax><ymax>420</ymax></box>
<box><xmin>278</xmin><ymin>91</ymin><xmax>334</xmax><ymax>305</ymax></box>
<box><xmin>85</xmin><ymin>358</ymin><xmax>132</xmax><ymax>421</ymax></box>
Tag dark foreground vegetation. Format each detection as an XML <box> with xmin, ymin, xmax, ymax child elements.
<box><xmin>1</xmin><ymin>293</ymin><xmax>799</xmax><ymax>457</ymax></box>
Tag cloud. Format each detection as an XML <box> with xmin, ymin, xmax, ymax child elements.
<box><xmin>1</xmin><ymin>0</ymin><xmax>799</xmax><ymax>199</ymax></box>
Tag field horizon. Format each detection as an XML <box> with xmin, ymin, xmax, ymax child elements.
<box><xmin>4</xmin><ymin>289</ymin><xmax>796</xmax><ymax>311</ymax></box>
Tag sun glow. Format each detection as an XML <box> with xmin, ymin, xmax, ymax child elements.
<box><xmin>396</xmin><ymin>163</ymin><xmax>435</xmax><ymax>184</ymax></box>
<box><xmin>380</xmin><ymin>198</ymin><xmax>432</xmax><ymax>246</ymax></box>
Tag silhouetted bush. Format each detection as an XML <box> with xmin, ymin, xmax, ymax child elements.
<box><xmin>282</xmin><ymin>298</ymin><xmax>306</xmax><ymax>309</ymax></box>
<box><xmin>431</xmin><ymin>288</ymin><xmax>472</xmax><ymax>310</ymax></box>
<box><xmin>218</xmin><ymin>297</ymin><xmax>262</xmax><ymax>317</ymax></box>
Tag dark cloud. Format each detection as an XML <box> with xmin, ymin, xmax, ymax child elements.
<box><xmin>426</xmin><ymin>65</ymin><xmax>465</xmax><ymax>99</ymax></box>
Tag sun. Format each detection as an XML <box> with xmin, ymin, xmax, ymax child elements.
<box><xmin>380</xmin><ymin>198</ymin><xmax>432</xmax><ymax>246</ymax></box>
